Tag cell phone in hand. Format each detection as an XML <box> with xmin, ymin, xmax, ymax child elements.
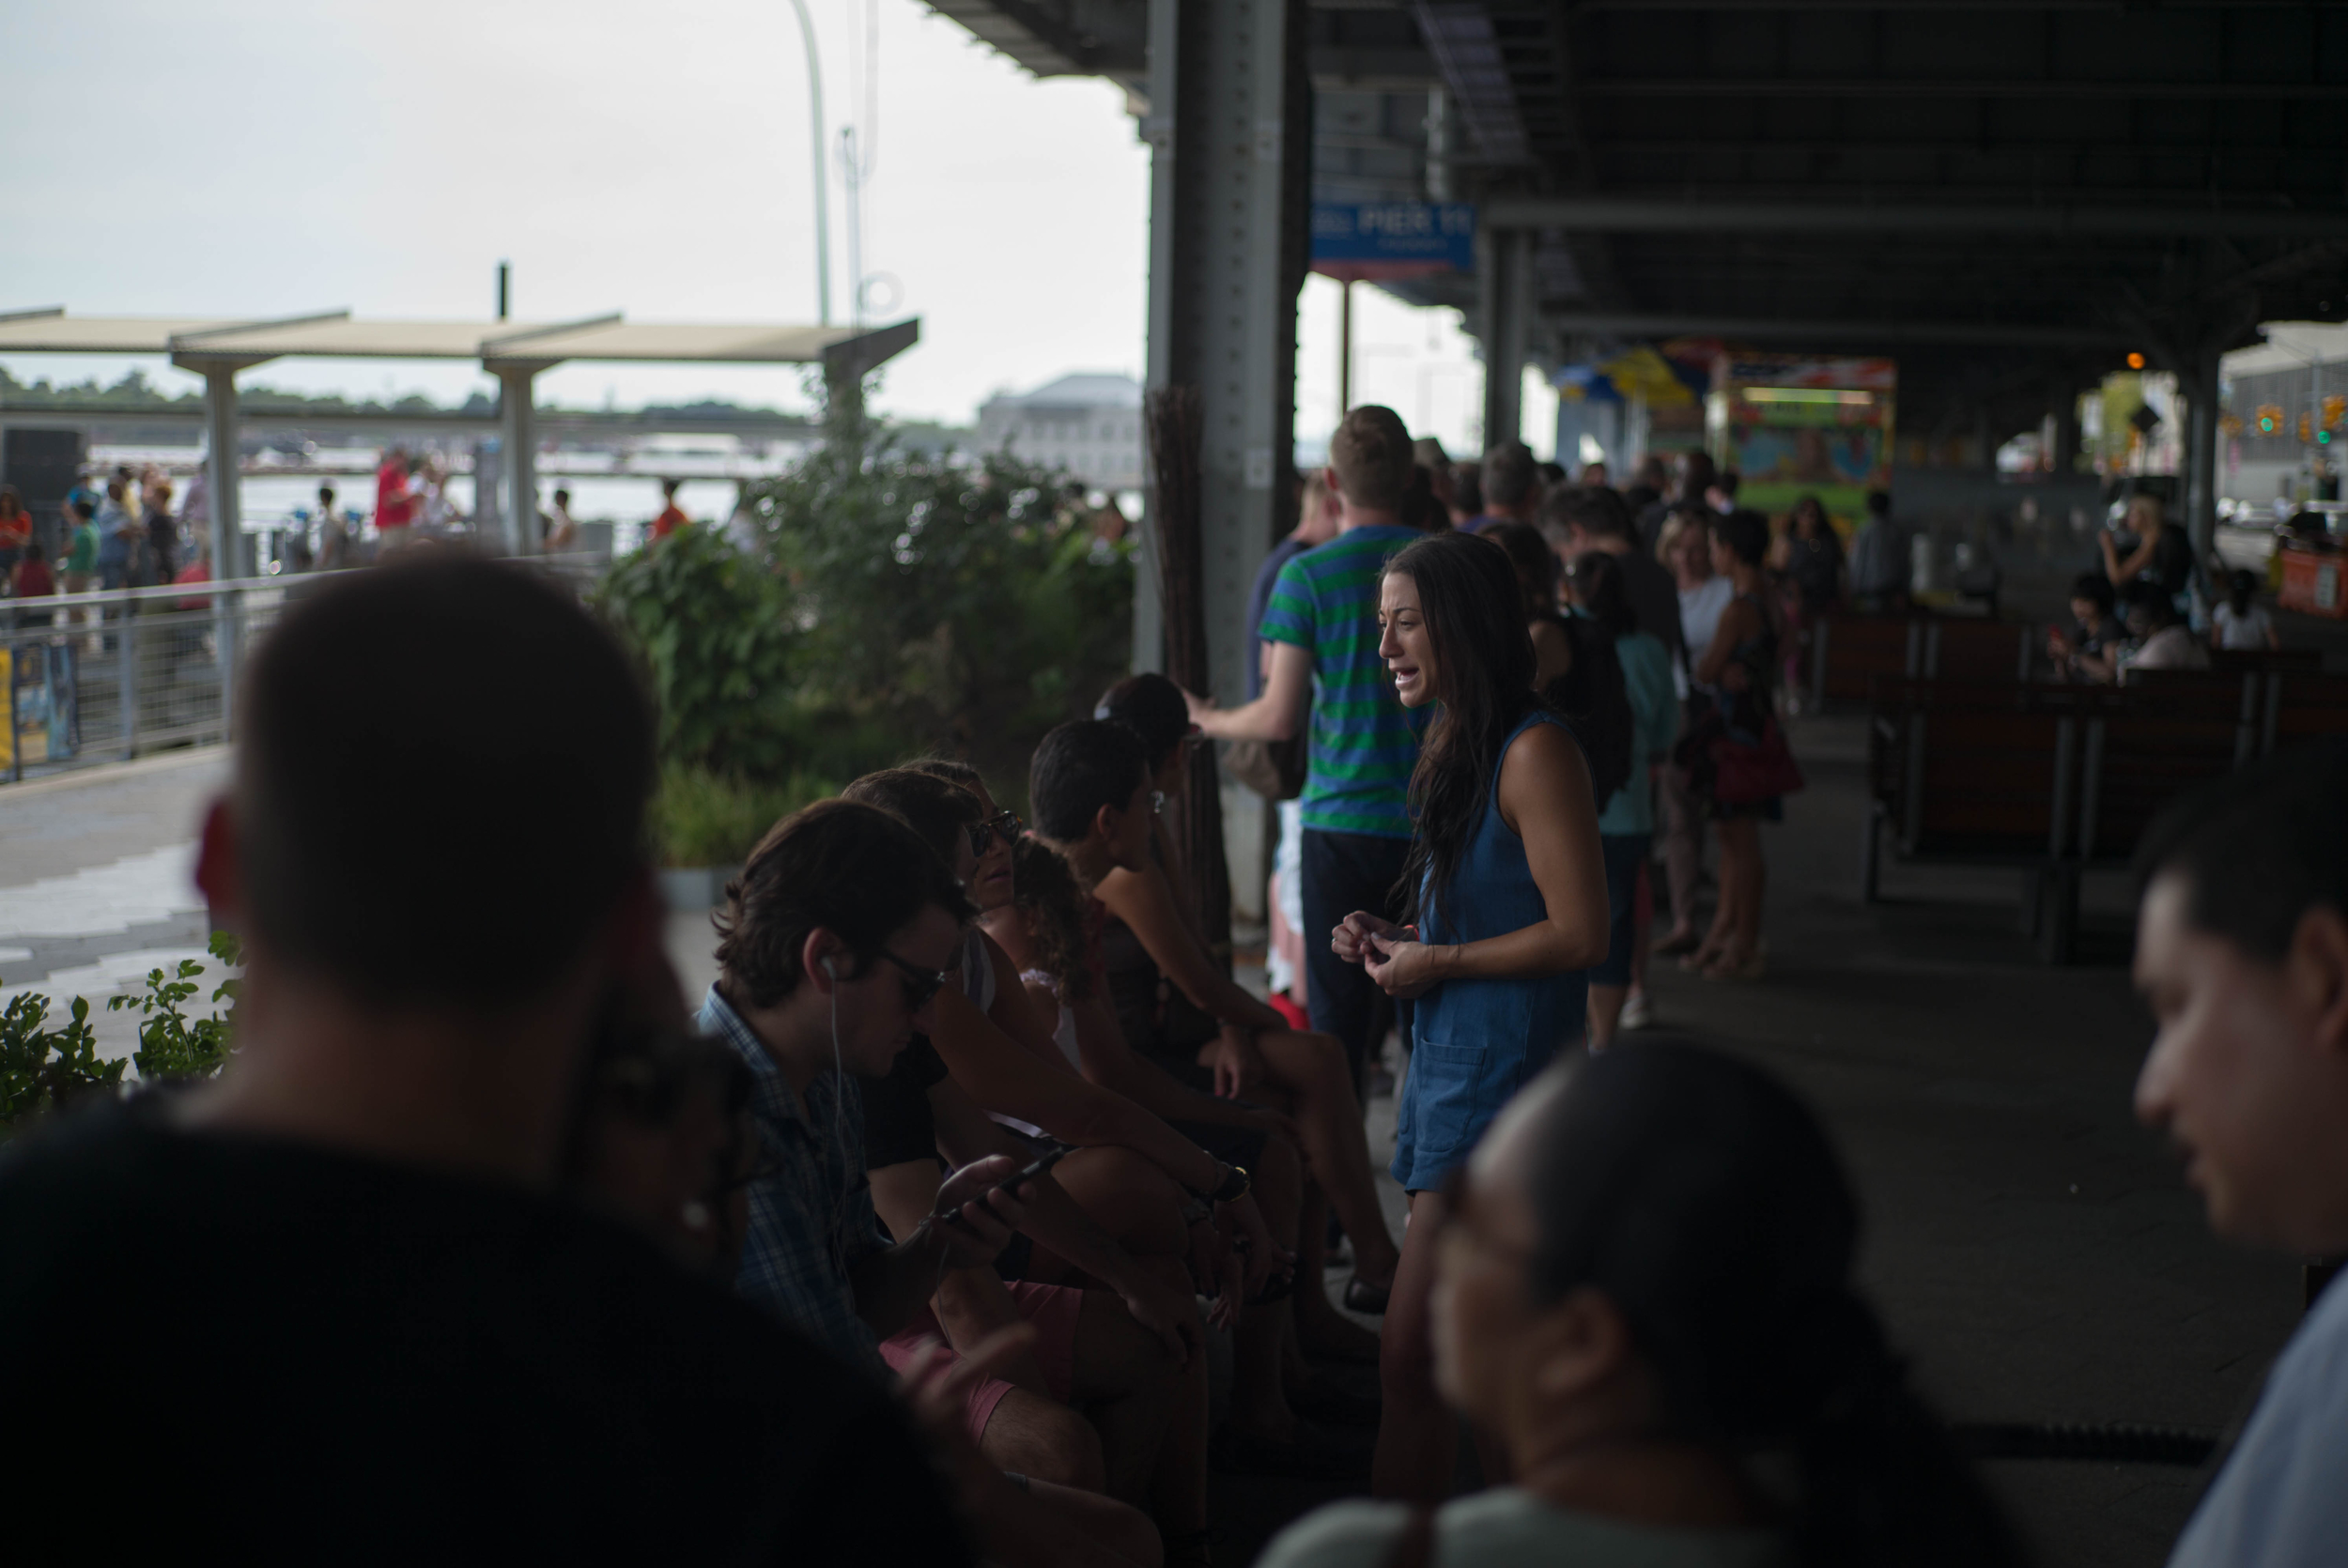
<box><xmin>941</xmin><ymin>1144</ymin><xmax>1074</xmax><ymax>1227</ymax></box>
<box><xmin>989</xmin><ymin>1142</ymin><xmax>1074</xmax><ymax>1199</ymax></box>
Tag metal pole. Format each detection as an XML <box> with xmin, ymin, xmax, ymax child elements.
<box><xmin>499</xmin><ymin>367</ymin><xmax>539</xmax><ymax>556</ymax></box>
<box><xmin>201</xmin><ymin>364</ymin><xmax>244</xmax><ymax>721</ymax></box>
<box><xmin>497</xmin><ymin>260</ymin><xmax>510</xmax><ymax>320</ymax></box>
<box><xmin>118</xmin><ymin>606</ymin><xmax>138</xmax><ymax>761</ymax></box>
<box><xmin>1338</xmin><ymin>279</ymin><xmax>1353</xmax><ymax>421</ymax></box>
<box><xmin>787</xmin><ymin>0</ymin><xmax>833</xmax><ymax>327</ymax></box>
<box><xmin>2187</xmin><ymin>351</ymin><xmax>2221</xmax><ymax>563</ymax></box>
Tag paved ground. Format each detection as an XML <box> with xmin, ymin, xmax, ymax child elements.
<box><xmin>4</xmin><ymin>734</ymin><xmax>2298</xmax><ymax>1566</ymax></box>
<box><xmin>0</xmin><ymin>748</ymin><xmax>228</xmax><ymax>1068</ymax></box>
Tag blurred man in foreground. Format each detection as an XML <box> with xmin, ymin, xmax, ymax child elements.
<box><xmin>2134</xmin><ymin>742</ymin><xmax>2348</xmax><ymax>1568</ymax></box>
<box><xmin>0</xmin><ymin>558</ymin><xmax>965</xmax><ymax>1565</ymax></box>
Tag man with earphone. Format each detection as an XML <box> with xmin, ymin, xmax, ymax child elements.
<box><xmin>699</xmin><ymin>799</ymin><xmax>1050</xmax><ymax>1387</ymax></box>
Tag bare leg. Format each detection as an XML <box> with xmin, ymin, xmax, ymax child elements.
<box><xmin>977</xmin><ymin>1471</ymin><xmax>1164</xmax><ymax>1568</ymax></box>
<box><xmin>1252</xmin><ymin>1028</ymin><xmax>1399</xmax><ymax>1287</ymax></box>
<box><xmin>1371</xmin><ymin>1189</ymin><xmax>1455</xmax><ymax>1505</ymax></box>
<box><xmin>1070</xmin><ymin>1290</ymin><xmax>1179</xmax><ymax>1513</ymax></box>
<box><xmin>981</xmin><ymin>1386</ymin><xmax>1109</xmax><ymax>1493</ymax></box>
<box><xmin>1660</xmin><ymin>765</ymin><xmax>1707</xmax><ymax>945</ymax></box>
<box><xmin>1588</xmin><ymin>982</ymin><xmax>1627</xmax><ymax>1051</ymax></box>
<box><xmin>1290</xmin><ymin>1179</ymin><xmax>1380</xmax><ymax>1362</ymax></box>
<box><xmin>1228</xmin><ymin>1131</ymin><xmax>1302</xmax><ymax>1443</ymax></box>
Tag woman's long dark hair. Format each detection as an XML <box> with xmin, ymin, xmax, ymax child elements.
<box><xmin>1383</xmin><ymin>531</ymin><xmax>1539</xmax><ymax>927</ymax></box>
<box><xmin>1520</xmin><ymin>1045</ymin><xmax>2030</xmax><ymax>1568</ymax></box>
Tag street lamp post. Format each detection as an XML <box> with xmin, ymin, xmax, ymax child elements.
<box><xmin>787</xmin><ymin>0</ymin><xmax>832</xmax><ymax>327</ymax></box>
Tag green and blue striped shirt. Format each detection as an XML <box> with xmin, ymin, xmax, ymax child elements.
<box><xmin>1259</xmin><ymin>524</ymin><xmax>1427</xmax><ymax>838</ymax></box>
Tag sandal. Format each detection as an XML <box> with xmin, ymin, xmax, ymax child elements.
<box><xmin>1655</xmin><ymin>929</ymin><xmax>1701</xmax><ymax>957</ymax></box>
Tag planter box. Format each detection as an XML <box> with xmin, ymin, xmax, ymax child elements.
<box><xmin>659</xmin><ymin>865</ymin><xmax>740</xmax><ymax>912</ymax></box>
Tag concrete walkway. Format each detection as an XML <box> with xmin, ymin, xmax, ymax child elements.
<box><xmin>1585</xmin><ymin>714</ymin><xmax>2290</xmax><ymax>1568</ymax></box>
<box><xmin>0</xmin><ymin>748</ymin><xmax>228</xmax><ymax>1066</ymax></box>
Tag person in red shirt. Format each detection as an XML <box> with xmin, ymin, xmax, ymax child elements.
<box><xmin>11</xmin><ymin>541</ymin><xmax>57</xmax><ymax>631</ymax></box>
<box><xmin>650</xmin><ymin>479</ymin><xmax>688</xmax><ymax>541</ymax></box>
<box><xmin>375</xmin><ymin>449</ymin><xmax>417</xmax><ymax>549</ymax></box>
<box><xmin>0</xmin><ymin>484</ymin><xmax>31</xmax><ymax>574</ymax></box>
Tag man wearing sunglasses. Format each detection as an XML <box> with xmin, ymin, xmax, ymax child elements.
<box><xmin>695</xmin><ymin>798</ymin><xmax>1041</xmax><ymax>1380</ymax></box>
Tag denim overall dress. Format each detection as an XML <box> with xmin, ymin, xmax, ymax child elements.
<box><xmin>1390</xmin><ymin>711</ymin><xmax>1590</xmax><ymax>1192</ymax></box>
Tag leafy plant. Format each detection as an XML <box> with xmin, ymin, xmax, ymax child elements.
<box><xmin>0</xmin><ymin>992</ymin><xmax>125</xmax><ymax>1137</ymax></box>
<box><xmin>655</xmin><ymin>763</ymin><xmax>838</xmax><ymax>868</ymax></box>
<box><xmin>595</xmin><ymin>522</ymin><xmax>801</xmax><ymax>777</ymax></box>
<box><xmin>111</xmin><ymin>930</ymin><xmax>243</xmax><ymax>1083</ymax></box>
<box><xmin>734</xmin><ymin>409</ymin><xmax>1134</xmax><ymax>798</ymax></box>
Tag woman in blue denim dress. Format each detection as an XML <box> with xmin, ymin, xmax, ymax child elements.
<box><xmin>1330</xmin><ymin>529</ymin><xmax>1610</xmax><ymax>1503</ymax></box>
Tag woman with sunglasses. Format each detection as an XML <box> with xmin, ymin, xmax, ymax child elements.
<box><xmin>1263</xmin><ymin>1044</ymin><xmax>2025</xmax><ymax>1568</ymax></box>
<box><xmin>1333</xmin><ymin>529</ymin><xmax>1609</xmax><ymax>1504</ymax></box>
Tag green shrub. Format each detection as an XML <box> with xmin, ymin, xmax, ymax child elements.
<box><xmin>595</xmin><ymin>395</ymin><xmax>1133</xmax><ymax>822</ymax></box>
<box><xmin>0</xmin><ymin>992</ymin><xmax>124</xmax><ymax>1138</ymax></box>
<box><xmin>734</xmin><ymin>418</ymin><xmax>1133</xmax><ymax>800</ymax></box>
<box><xmin>111</xmin><ymin>931</ymin><xmax>243</xmax><ymax>1082</ymax></box>
<box><xmin>595</xmin><ymin>522</ymin><xmax>800</xmax><ymax>777</ymax></box>
<box><xmin>655</xmin><ymin>763</ymin><xmax>836</xmax><ymax>868</ymax></box>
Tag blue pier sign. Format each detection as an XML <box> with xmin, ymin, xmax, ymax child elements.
<box><xmin>1309</xmin><ymin>203</ymin><xmax>1476</xmax><ymax>281</ymax></box>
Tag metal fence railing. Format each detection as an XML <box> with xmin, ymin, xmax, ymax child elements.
<box><xmin>2</xmin><ymin>556</ymin><xmax>608</xmax><ymax>784</ymax></box>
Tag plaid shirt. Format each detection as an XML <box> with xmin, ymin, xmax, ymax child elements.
<box><xmin>698</xmin><ymin>986</ymin><xmax>892</xmax><ymax>1382</ymax></box>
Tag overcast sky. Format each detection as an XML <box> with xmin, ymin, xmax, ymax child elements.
<box><xmin>2</xmin><ymin>0</ymin><xmax>1504</xmax><ymax>450</ymax></box>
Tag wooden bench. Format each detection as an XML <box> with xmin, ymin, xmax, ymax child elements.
<box><xmin>1812</xmin><ymin>616</ymin><xmax>2032</xmax><ymax>711</ymax></box>
<box><xmin>1863</xmin><ymin>675</ymin><xmax>2267</xmax><ymax>961</ymax></box>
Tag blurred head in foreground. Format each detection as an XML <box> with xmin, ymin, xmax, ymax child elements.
<box><xmin>1435</xmin><ymin>1043</ymin><xmax>2024</xmax><ymax>1567</ymax></box>
<box><xmin>195</xmin><ymin>556</ymin><xmax>658</xmax><ymax>1176</ymax></box>
<box><xmin>2134</xmin><ymin>742</ymin><xmax>2348</xmax><ymax>1253</ymax></box>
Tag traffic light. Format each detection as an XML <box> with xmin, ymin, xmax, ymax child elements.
<box><xmin>2325</xmin><ymin>394</ymin><xmax>2346</xmax><ymax>429</ymax></box>
<box><xmin>2258</xmin><ymin>405</ymin><xmax>2283</xmax><ymax>435</ymax></box>
<box><xmin>2302</xmin><ymin>412</ymin><xmax>2315</xmax><ymax>443</ymax></box>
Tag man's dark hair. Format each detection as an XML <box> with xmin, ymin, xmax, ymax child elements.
<box><xmin>1449</xmin><ymin>469</ymin><xmax>1484</xmax><ymax>517</ymax></box>
<box><xmin>715</xmin><ymin>799</ymin><xmax>975</xmax><ymax>1009</ymax></box>
<box><xmin>1546</xmin><ymin>484</ymin><xmax>1634</xmax><ymax>544</ymax></box>
<box><xmin>1718</xmin><ymin>509</ymin><xmax>1771</xmax><ymax>567</ymax></box>
<box><xmin>71</xmin><ymin>499</ymin><xmax>96</xmax><ymax>521</ymax></box>
<box><xmin>1674</xmin><ymin>450</ymin><xmax>1719</xmax><ymax>501</ymax></box>
<box><xmin>904</xmin><ymin>756</ymin><xmax>985</xmax><ymax>795</ymax></box>
<box><xmin>1483</xmin><ymin>441</ymin><xmax>1539</xmax><ymax>509</ymax></box>
<box><xmin>1715</xmin><ymin>469</ymin><xmax>1741</xmax><ymax>500</ymax></box>
<box><xmin>236</xmin><ymin>557</ymin><xmax>654</xmax><ymax>1007</ymax></box>
<box><xmin>1029</xmin><ymin>719</ymin><xmax>1149</xmax><ymax>843</ymax></box>
<box><xmin>2123</xmin><ymin>576</ymin><xmax>2177</xmax><ymax>627</ymax></box>
<box><xmin>1865</xmin><ymin>489</ymin><xmax>1892</xmax><ymax>518</ymax></box>
<box><xmin>1537</xmin><ymin>460</ymin><xmax>1568</xmax><ymax>488</ymax></box>
<box><xmin>842</xmin><ymin>769</ymin><xmax>981</xmax><ymax>869</ymax></box>
<box><xmin>2069</xmin><ymin>572</ymin><xmax>2116</xmax><ymax>614</ymax></box>
<box><xmin>1329</xmin><ymin>405</ymin><xmax>1414</xmax><ymax>514</ymax></box>
<box><xmin>2137</xmin><ymin>742</ymin><xmax>2348</xmax><ymax>963</ymax></box>
<box><xmin>1095</xmin><ymin>673</ymin><xmax>1192</xmax><ymax>774</ymax></box>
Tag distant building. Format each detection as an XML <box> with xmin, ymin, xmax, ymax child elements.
<box><xmin>977</xmin><ymin>373</ymin><xmax>1144</xmax><ymax>489</ymax></box>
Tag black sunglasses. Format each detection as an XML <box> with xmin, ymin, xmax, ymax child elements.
<box><xmin>965</xmin><ymin>809</ymin><xmax>1025</xmax><ymax>859</ymax></box>
<box><xmin>876</xmin><ymin>947</ymin><xmax>953</xmax><ymax>1010</ymax></box>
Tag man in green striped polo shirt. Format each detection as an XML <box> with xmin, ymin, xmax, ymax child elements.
<box><xmin>1188</xmin><ymin>405</ymin><xmax>1427</xmax><ymax>1089</ymax></box>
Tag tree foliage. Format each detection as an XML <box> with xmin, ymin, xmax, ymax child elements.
<box><xmin>595</xmin><ymin>394</ymin><xmax>1133</xmax><ymax>851</ymax></box>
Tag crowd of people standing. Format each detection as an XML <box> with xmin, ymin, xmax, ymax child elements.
<box><xmin>2</xmin><ymin>408</ymin><xmax>2341</xmax><ymax>1568</ymax></box>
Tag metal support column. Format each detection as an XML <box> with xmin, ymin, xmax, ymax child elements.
<box><xmin>1479</xmin><ymin>225</ymin><xmax>1531</xmax><ymax>450</ymax></box>
<box><xmin>1138</xmin><ymin>0</ymin><xmax>1310</xmax><ymax>700</ymax></box>
<box><xmin>496</xmin><ymin>365</ymin><xmax>541</xmax><ymax>556</ymax></box>
<box><xmin>2184</xmin><ymin>349</ymin><xmax>2222</xmax><ymax>563</ymax></box>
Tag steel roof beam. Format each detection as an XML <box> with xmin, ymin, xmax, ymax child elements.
<box><xmin>1573</xmin><ymin>78</ymin><xmax>2343</xmax><ymax>99</ymax></box>
<box><xmin>1542</xmin><ymin>310</ymin><xmax>2134</xmax><ymax>347</ymax></box>
<box><xmin>1485</xmin><ymin>197</ymin><xmax>2348</xmax><ymax>238</ymax></box>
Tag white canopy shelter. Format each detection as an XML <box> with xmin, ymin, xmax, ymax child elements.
<box><xmin>0</xmin><ymin>306</ymin><xmax>919</xmax><ymax>565</ymax></box>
